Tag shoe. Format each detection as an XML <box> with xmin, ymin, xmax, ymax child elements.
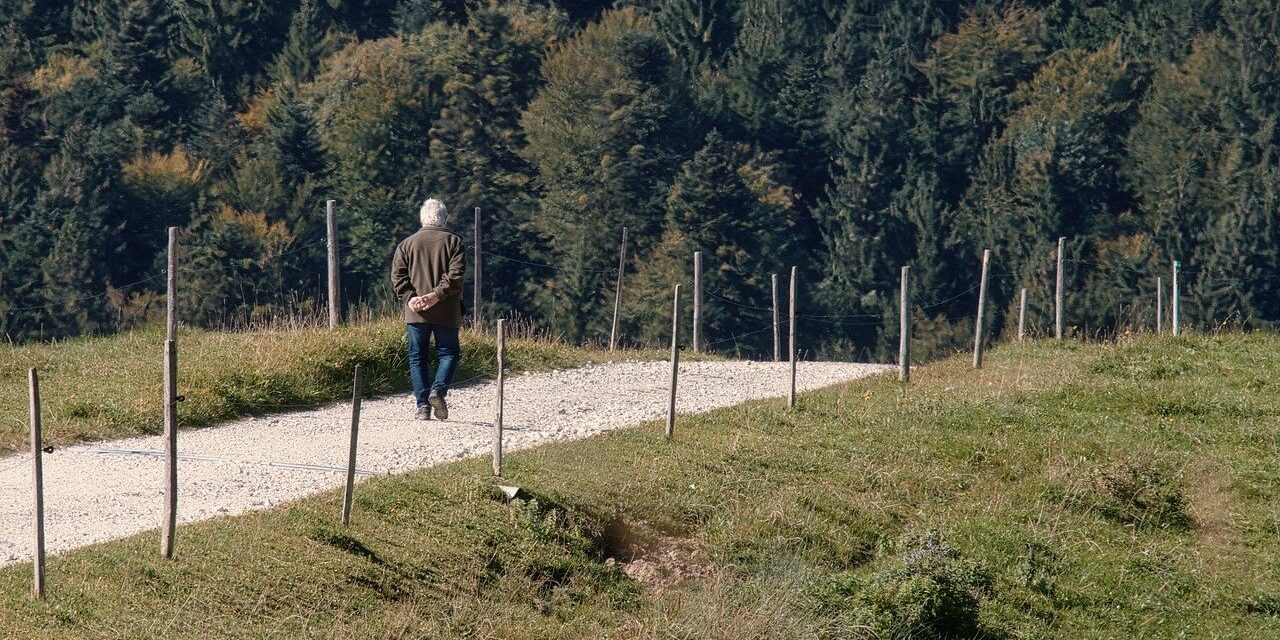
<box><xmin>415</xmin><ymin>405</ymin><xmax>431</xmax><ymax>421</ymax></box>
<box><xmin>428</xmin><ymin>390</ymin><xmax>449</xmax><ymax>420</ymax></box>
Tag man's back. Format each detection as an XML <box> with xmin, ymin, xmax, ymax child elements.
<box><xmin>391</xmin><ymin>225</ymin><xmax>465</xmax><ymax>327</ymax></box>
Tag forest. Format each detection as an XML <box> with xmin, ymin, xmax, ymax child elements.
<box><xmin>0</xmin><ymin>0</ymin><xmax>1276</xmax><ymax>359</ymax></box>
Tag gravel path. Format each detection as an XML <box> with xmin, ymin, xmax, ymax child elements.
<box><xmin>0</xmin><ymin>360</ymin><xmax>889</xmax><ymax>567</ymax></box>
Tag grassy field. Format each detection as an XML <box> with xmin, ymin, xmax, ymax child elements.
<box><xmin>3</xmin><ymin>334</ymin><xmax>1280</xmax><ymax>638</ymax></box>
<box><xmin>0</xmin><ymin>318</ymin><xmax>671</xmax><ymax>454</ymax></box>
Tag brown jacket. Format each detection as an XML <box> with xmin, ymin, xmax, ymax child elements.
<box><xmin>391</xmin><ymin>225</ymin><xmax>466</xmax><ymax>327</ymax></box>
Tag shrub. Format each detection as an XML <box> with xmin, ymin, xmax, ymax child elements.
<box><xmin>822</xmin><ymin>531</ymin><xmax>994</xmax><ymax>639</ymax></box>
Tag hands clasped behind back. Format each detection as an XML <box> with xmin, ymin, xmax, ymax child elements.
<box><xmin>409</xmin><ymin>292</ymin><xmax>440</xmax><ymax>313</ymax></box>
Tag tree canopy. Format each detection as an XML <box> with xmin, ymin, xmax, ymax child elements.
<box><xmin>2</xmin><ymin>0</ymin><xmax>1276</xmax><ymax>358</ymax></box>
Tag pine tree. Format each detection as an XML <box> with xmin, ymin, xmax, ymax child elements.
<box><xmin>817</xmin><ymin>43</ymin><xmax>920</xmax><ymax>348</ymax></box>
<box><xmin>0</xmin><ymin>141</ymin><xmax>39</xmax><ymax>339</ymax></box>
<box><xmin>264</xmin><ymin>86</ymin><xmax>326</xmax><ymax>188</ymax></box>
<box><xmin>186</xmin><ymin>93</ymin><xmax>246</xmax><ymax>176</ymax></box>
<box><xmin>173</xmin><ymin>0</ymin><xmax>297</xmax><ymax>103</ymax></box>
<box><xmin>1163</xmin><ymin>1</ymin><xmax>1280</xmax><ymax>326</ymax></box>
<box><xmin>917</xmin><ymin>5</ymin><xmax>1043</xmax><ymax>205</ymax></box>
<box><xmin>813</xmin><ymin>0</ymin><xmax>953</xmax><ymax>354</ymax></box>
<box><xmin>645</xmin><ymin>130</ymin><xmax>793</xmax><ymax>354</ymax></box>
<box><xmin>270</xmin><ymin>0</ymin><xmax>342</xmax><ymax>87</ymax></box>
<box><xmin>22</xmin><ymin>139</ymin><xmax>115</xmax><ymax>338</ymax></box>
<box><xmin>425</xmin><ymin>6</ymin><xmax>554</xmax><ymax>319</ymax></box>
<box><xmin>651</xmin><ymin>0</ymin><xmax>735</xmax><ymax>78</ymax></box>
<box><xmin>521</xmin><ymin>9</ymin><xmax>690</xmax><ymax>341</ymax></box>
<box><xmin>724</xmin><ymin>0</ymin><xmax>830</xmax><ymax>144</ymax></box>
<box><xmin>959</xmin><ymin>44</ymin><xmax>1134</xmax><ymax>333</ymax></box>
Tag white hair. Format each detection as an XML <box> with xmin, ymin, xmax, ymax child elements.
<box><xmin>419</xmin><ymin>198</ymin><xmax>449</xmax><ymax>228</ymax></box>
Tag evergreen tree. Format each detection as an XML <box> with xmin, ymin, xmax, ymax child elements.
<box><xmin>186</xmin><ymin>92</ymin><xmax>246</xmax><ymax>176</ymax></box>
<box><xmin>813</xmin><ymin>0</ymin><xmax>954</xmax><ymax>355</ymax></box>
<box><xmin>426</xmin><ymin>6</ymin><xmax>558</xmax><ymax>319</ymax></box>
<box><xmin>651</xmin><ymin>0</ymin><xmax>736</xmax><ymax>79</ymax></box>
<box><xmin>306</xmin><ymin>30</ymin><xmax>448</xmax><ymax>297</ymax></box>
<box><xmin>960</xmin><ymin>43</ymin><xmax>1133</xmax><ymax>334</ymax></box>
<box><xmin>270</xmin><ymin>0</ymin><xmax>343</xmax><ymax>87</ymax></box>
<box><xmin>173</xmin><ymin>0</ymin><xmax>297</xmax><ymax>103</ymax></box>
<box><xmin>723</xmin><ymin>0</ymin><xmax>829</xmax><ymax>146</ymax></box>
<box><xmin>19</xmin><ymin>134</ymin><xmax>118</xmax><ymax>338</ymax></box>
<box><xmin>630</xmin><ymin>129</ymin><xmax>793</xmax><ymax>353</ymax></box>
<box><xmin>0</xmin><ymin>141</ymin><xmax>38</xmax><ymax>339</ymax></box>
<box><xmin>1128</xmin><ymin>2</ymin><xmax>1280</xmax><ymax>326</ymax></box>
<box><xmin>521</xmin><ymin>8</ymin><xmax>691</xmax><ymax>341</ymax></box>
<box><xmin>7</xmin><ymin>0</ymin><xmax>1280</xmax><ymax>348</ymax></box>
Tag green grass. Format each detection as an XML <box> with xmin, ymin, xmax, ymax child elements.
<box><xmin>0</xmin><ymin>318</ymin><xmax>672</xmax><ymax>454</ymax></box>
<box><xmin>4</xmin><ymin>334</ymin><xmax>1280</xmax><ymax>638</ymax></box>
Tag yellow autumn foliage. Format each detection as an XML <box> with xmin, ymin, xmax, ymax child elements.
<box><xmin>30</xmin><ymin>53</ymin><xmax>96</xmax><ymax>95</ymax></box>
<box><xmin>214</xmin><ymin>206</ymin><xmax>295</xmax><ymax>261</ymax></box>
<box><xmin>122</xmin><ymin>147</ymin><xmax>209</xmax><ymax>190</ymax></box>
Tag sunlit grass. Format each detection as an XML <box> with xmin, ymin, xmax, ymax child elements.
<box><xmin>2</xmin><ymin>333</ymin><xmax>1279</xmax><ymax>638</ymax></box>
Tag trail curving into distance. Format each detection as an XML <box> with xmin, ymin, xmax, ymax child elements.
<box><xmin>0</xmin><ymin>360</ymin><xmax>889</xmax><ymax>567</ymax></box>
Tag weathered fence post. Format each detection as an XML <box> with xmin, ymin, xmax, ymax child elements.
<box><xmin>772</xmin><ymin>274</ymin><xmax>780</xmax><ymax>363</ymax></box>
<box><xmin>609</xmin><ymin>228</ymin><xmax>628</xmax><ymax>351</ymax></box>
<box><xmin>788</xmin><ymin>266</ymin><xmax>797</xmax><ymax>408</ymax></box>
<box><xmin>29</xmin><ymin>368</ymin><xmax>44</xmax><ymax>598</ymax></box>
<box><xmin>899</xmin><ymin>266</ymin><xmax>910</xmax><ymax>383</ymax></box>
<box><xmin>1172</xmin><ymin>260</ymin><xmax>1180</xmax><ymax>336</ymax></box>
<box><xmin>473</xmin><ymin>207</ymin><xmax>482</xmax><ymax>330</ymax></box>
<box><xmin>1055</xmin><ymin>236</ymin><xmax>1065</xmax><ymax>340</ymax></box>
<box><xmin>692</xmin><ymin>251</ymin><xmax>703</xmax><ymax>353</ymax></box>
<box><xmin>1018</xmin><ymin>288</ymin><xmax>1028</xmax><ymax>342</ymax></box>
<box><xmin>1157</xmin><ymin>275</ymin><xmax>1167</xmax><ymax>335</ymax></box>
<box><xmin>341</xmin><ymin>364</ymin><xmax>363</xmax><ymax>527</ymax></box>
<box><xmin>666</xmin><ymin>285</ymin><xmax>681</xmax><ymax>439</ymax></box>
<box><xmin>326</xmin><ymin>200</ymin><xmax>340</xmax><ymax>329</ymax></box>
<box><xmin>162</xmin><ymin>227</ymin><xmax>178</xmax><ymax>560</ymax></box>
<box><xmin>493</xmin><ymin>319</ymin><xmax>505</xmax><ymax>476</ymax></box>
<box><xmin>973</xmin><ymin>249</ymin><xmax>991</xmax><ymax>369</ymax></box>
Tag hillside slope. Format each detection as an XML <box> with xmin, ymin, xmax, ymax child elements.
<box><xmin>3</xmin><ymin>335</ymin><xmax>1280</xmax><ymax>638</ymax></box>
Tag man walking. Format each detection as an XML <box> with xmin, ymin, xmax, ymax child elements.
<box><xmin>391</xmin><ymin>198</ymin><xmax>465</xmax><ymax>420</ymax></box>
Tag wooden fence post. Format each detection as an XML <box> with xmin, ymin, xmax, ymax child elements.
<box><xmin>609</xmin><ymin>228</ymin><xmax>628</xmax><ymax>351</ymax></box>
<box><xmin>666</xmin><ymin>285</ymin><xmax>680</xmax><ymax>439</ymax></box>
<box><xmin>788</xmin><ymin>266</ymin><xmax>797</xmax><ymax>408</ymax></box>
<box><xmin>473</xmin><ymin>207</ymin><xmax>482</xmax><ymax>330</ymax></box>
<box><xmin>692</xmin><ymin>251</ymin><xmax>702</xmax><ymax>353</ymax></box>
<box><xmin>1156</xmin><ymin>276</ymin><xmax>1163</xmax><ymax>334</ymax></box>
<box><xmin>1055</xmin><ymin>236</ymin><xmax>1065</xmax><ymax>340</ymax></box>
<box><xmin>162</xmin><ymin>227</ymin><xmax>178</xmax><ymax>559</ymax></box>
<box><xmin>341</xmin><ymin>364</ymin><xmax>363</xmax><ymax>527</ymax></box>
<box><xmin>29</xmin><ymin>368</ymin><xmax>44</xmax><ymax>598</ymax></box>
<box><xmin>1018</xmin><ymin>288</ymin><xmax>1028</xmax><ymax>342</ymax></box>
<box><xmin>973</xmin><ymin>249</ymin><xmax>991</xmax><ymax>369</ymax></box>
<box><xmin>493</xmin><ymin>319</ymin><xmax>505</xmax><ymax>476</ymax></box>
<box><xmin>772</xmin><ymin>274</ymin><xmax>780</xmax><ymax>363</ymax></box>
<box><xmin>327</xmin><ymin>200</ymin><xmax>340</xmax><ymax>330</ymax></box>
<box><xmin>1172</xmin><ymin>260</ymin><xmax>1180</xmax><ymax>336</ymax></box>
<box><xmin>899</xmin><ymin>266</ymin><xmax>910</xmax><ymax>383</ymax></box>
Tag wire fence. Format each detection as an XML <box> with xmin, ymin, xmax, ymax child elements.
<box><xmin>0</xmin><ymin>213</ymin><xmax>1256</xmax><ymax>598</ymax></box>
<box><xmin>1</xmin><ymin>217</ymin><xmax>1234</xmax><ymax>362</ymax></box>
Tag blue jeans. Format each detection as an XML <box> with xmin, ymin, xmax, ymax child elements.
<box><xmin>406</xmin><ymin>323</ymin><xmax>461</xmax><ymax>407</ymax></box>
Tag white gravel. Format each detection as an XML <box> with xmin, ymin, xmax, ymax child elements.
<box><xmin>0</xmin><ymin>360</ymin><xmax>889</xmax><ymax>567</ymax></box>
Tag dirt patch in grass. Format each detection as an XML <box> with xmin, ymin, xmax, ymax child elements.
<box><xmin>604</xmin><ymin>518</ymin><xmax>713</xmax><ymax>589</ymax></box>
